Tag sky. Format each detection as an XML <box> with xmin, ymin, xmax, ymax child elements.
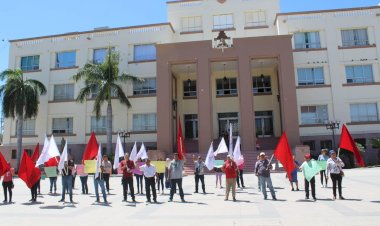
<box><xmin>0</xmin><ymin>0</ymin><xmax>379</xmax><ymax>73</ymax></box>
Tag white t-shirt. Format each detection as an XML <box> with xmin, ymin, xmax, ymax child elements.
<box><xmin>140</xmin><ymin>164</ymin><xmax>157</xmax><ymax>178</ymax></box>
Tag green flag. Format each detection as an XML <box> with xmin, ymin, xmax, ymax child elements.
<box><xmin>303</xmin><ymin>159</ymin><xmax>322</xmax><ymax>182</ymax></box>
<box><xmin>317</xmin><ymin>161</ymin><xmax>327</xmax><ymax>171</ymax></box>
<box><xmin>214</xmin><ymin>160</ymin><xmax>224</xmax><ymax>168</ymax></box>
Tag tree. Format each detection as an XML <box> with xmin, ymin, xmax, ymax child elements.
<box><xmin>73</xmin><ymin>48</ymin><xmax>141</xmax><ymax>155</ymax></box>
<box><xmin>0</xmin><ymin>69</ymin><xmax>47</xmax><ymax>170</ymax></box>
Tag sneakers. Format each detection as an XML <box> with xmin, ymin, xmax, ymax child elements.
<box><xmin>194</xmin><ymin>191</ymin><xmax>198</xmax><ymax>193</ymax></box>
<box><xmin>58</xmin><ymin>199</ymin><xmax>65</xmax><ymax>202</ymax></box>
<box><xmin>272</xmin><ymin>197</ymin><xmax>277</xmax><ymax>200</ymax></box>
<box><xmin>296</xmin><ymin>188</ymin><xmax>299</xmax><ymax>191</ymax></box>
<box><xmin>291</xmin><ymin>188</ymin><xmax>294</xmax><ymax>191</ymax></box>
<box><xmin>321</xmin><ymin>185</ymin><xmax>324</xmax><ymax>188</ymax></box>
<box><xmin>96</xmin><ymin>199</ymin><xmax>100</xmax><ymax>203</ymax></box>
<box><xmin>305</xmin><ymin>196</ymin><xmax>309</xmax><ymax>200</ymax></box>
<box><xmin>181</xmin><ymin>198</ymin><xmax>186</xmax><ymax>202</ymax></box>
<box><xmin>233</xmin><ymin>197</ymin><xmax>236</xmax><ymax>202</ymax></box>
<box><xmin>168</xmin><ymin>199</ymin><xmax>173</xmax><ymax>202</ymax></box>
<box><xmin>224</xmin><ymin>198</ymin><xmax>228</xmax><ymax>201</ymax></box>
<box><xmin>339</xmin><ymin>196</ymin><xmax>345</xmax><ymax>200</ymax></box>
<box><xmin>313</xmin><ymin>197</ymin><xmax>317</xmax><ymax>201</ymax></box>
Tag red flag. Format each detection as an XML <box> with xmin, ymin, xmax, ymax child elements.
<box><xmin>31</xmin><ymin>143</ymin><xmax>40</xmax><ymax>162</ymax></box>
<box><xmin>45</xmin><ymin>157</ymin><xmax>59</xmax><ymax>167</ymax></box>
<box><xmin>0</xmin><ymin>152</ymin><xmax>10</xmax><ymax>177</ymax></box>
<box><xmin>177</xmin><ymin>115</ymin><xmax>186</xmax><ymax>160</ymax></box>
<box><xmin>18</xmin><ymin>150</ymin><xmax>41</xmax><ymax>189</ymax></box>
<box><xmin>82</xmin><ymin>131</ymin><xmax>99</xmax><ymax>163</ymax></box>
<box><xmin>339</xmin><ymin>125</ymin><xmax>365</xmax><ymax>167</ymax></box>
<box><xmin>274</xmin><ymin>132</ymin><xmax>295</xmax><ymax>180</ymax></box>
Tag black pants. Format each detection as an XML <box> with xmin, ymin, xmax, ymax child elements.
<box><xmin>2</xmin><ymin>181</ymin><xmax>13</xmax><ymax>202</ymax></box>
<box><xmin>195</xmin><ymin>175</ymin><xmax>205</xmax><ymax>193</ymax></box>
<box><xmin>103</xmin><ymin>173</ymin><xmax>110</xmax><ymax>192</ymax></box>
<box><xmin>122</xmin><ymin>177</ymin><xmax>135</xmax><ymax>201</ymax></box>
<box><xmin>135</xmin><ymin>174</ymin><xmax>143</xmax><ymax>193</ymax></box>
<box><xmin>31</xmin><ymin>182</ymin><xmax>38</xmax><ymax>201</ymax></box>
<box><xmin>49</xmin><ymin>177</ymin><xmax>57</xmax><ymax>193</ymax></box>
<box><xmin>157</xmin><ymin>173</ymin><xmax>164</xmax><ymax>191</ymax></box>
<box><xmin>320</xmin><ymin>170</ymin><xmax>327</xmax><ymax>185</ymax></box>
<box><xmin>330</xmin><ymin>173</ymin><xmax>343</xmax><ymax>197</ymax></box>
<box><xmin>236</xmin><ymin>170</ymin><xmax>245</xmax><ymax>187</ymax></box>
<box><xmin>305</xmin><ymin>177</ymin><xmax>316</xmax><ymax>198</ymax></box>
<box><xmin>145</xmin><ymin>177</ymin><xmax>157</xmax><ymax>202</ymax></box>
<box><xmin>37</xmin><ymin>179</ymin><xmax>41</xmax><ymax>194</ymax></box>
<box><xmin>170</xmin><ymin>179</ymin><xmax>184</xmax><ymax>200</ymax></box>
<box><xmin>80</xmin><ymin>176</ymin><xmax>88</xmax><ymax>194</ymax></box>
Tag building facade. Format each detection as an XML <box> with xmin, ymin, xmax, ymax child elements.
<box><xmin>2</xmin><ymin>0</ymin><xmax>380</xmax><ymax>164</ymax></box>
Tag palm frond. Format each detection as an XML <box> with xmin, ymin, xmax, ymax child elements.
<box><xmin>111</xmin><ymin>83</ymin><xmax>131</xmax><ymax>108</ymax></box>
<box><xmin>118</xmin><ymin>73</ymin><xmax>144</xmax><ymax>83</ymax></box>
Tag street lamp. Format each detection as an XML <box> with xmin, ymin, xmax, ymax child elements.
<box><xmin>118</xmin><ymin>129</ymin><xmax>130</xmax><ymax>151</ymax></box>
<box><xmin>325</xmin><ymin>120</ymin><xmax>340</xmax><ymax>150</ymax></box>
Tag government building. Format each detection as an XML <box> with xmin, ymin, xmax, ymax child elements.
<box><xmin>2</xmin><ymin>0</ymin><xmax>380</xmax><ymax>165</ymax></box>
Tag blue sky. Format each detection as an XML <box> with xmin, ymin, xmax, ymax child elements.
<box><xmin>0</xmin><ymin>0</ymin><xmax>379</xmax><ymax>72</ymax></box>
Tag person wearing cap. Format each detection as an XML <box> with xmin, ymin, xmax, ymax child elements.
<box><xmin>222</xmin><ymin>155</ymin><xmax>238</xmax><ymax>201</ymax></box>
<box><xmin>299</xmin><ymin>154</ymin><xmax>317</xmax><ymax>200</ymax></box>
<box><xmin>168</xmin><ymin>153</ymin><xmax>186</xmax><ymax>202</ymax></box>
<box><xmin>193</xmin><ymin>155</ymin><xmax>206</xmax><ymax>194</ymax></box>
<box><xmin>326</xmin><ymin>150</ymin><xmax>345</xmax><ymax>200</ymax></box>
<box><xmin>318</xmin><ymin>149</ymin><xmax>329</xmax><ymax>187</ymax></box>
<box><xmin>255</xmin><ymin>152</ymin><xmax>277</xmax><ymax>200</ymax></box>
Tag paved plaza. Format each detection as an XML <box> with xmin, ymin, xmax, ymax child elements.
<box><xmin>1</xmin><ymin>167</ymin><xmax>380</xmax><ymax>226</ymax></box>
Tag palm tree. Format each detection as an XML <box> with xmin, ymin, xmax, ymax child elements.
<box><xmin>0</xmin><ymin>69</ymin><xmax>47</xmax><ymax>170</ymax></box>
<box><xmin>73</xmin><ymin>48</ymin><xmax>140</xmax><ymax>155</ymax></box>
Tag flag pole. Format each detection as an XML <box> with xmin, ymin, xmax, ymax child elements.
<box><xmin>337</xmin><ymin>148</ymin><xmax>341</xmax><ymax>158</ymax></box>
<box><xmin>266</xmin><ymin>154</ymin><xmax>274</xmax><ymax>170</ymax></box>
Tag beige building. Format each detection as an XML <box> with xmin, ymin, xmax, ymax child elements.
<box><xmin>2</xmin><ymin>0</ymin><xmax>380</xmax><ymax>165</ymax></box>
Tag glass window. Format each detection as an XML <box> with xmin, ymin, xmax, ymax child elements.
<box><xmin>303</xmin><ymin>140</ymin><xmax>315</xmax><ymax>151</ymax></box>
<box><xmin>297</xmin><ymin>67</ymin><xmax>325</xmax><ymax>86</ymax></box>
<box><xmin>350</xmin><ymin>103</ymin><xmax>378</xmax><ymax>122</ymax></box>
<box><xmin>20</xmin><ymin>55</ymin><xmax>40</xmax><ymax>71</ymax></box>
<box><xmin>133</xmin><ymin>44</ymin><xmax>156</xmax><ymax>61</ymax></box>
<box><xmin>54</xmin><ymin>84</ymin><xmax>74</xmax><ymax>101</ymax></box>
<box><xmin>11</xmin><ymin>150</ymin><xmax>16</xmax><ymax>159</ymax></box>
<box><xmin>133</xmin><ymin>78</ymin><xmax>156</xmax><ymax>95</ymax></box>
<box><xmin>218</xmin><ymin>112</ymin><xmax>239</xmax><ymax>137</ymax></box>
<box><xmin>55</xmin><ymin>51</ymin><xmax>76</xmax><ymax>68</ymax></box>
<box><xmin>301</xmin><ymin>105</ymin><xmax>328</xmax><ymax>124</ymax></box>
<box><xmin>341</xmin><ymin>29</ymin><xmax>369</xmax><ymax>47</ymax></box>
<box><xmin>91</xmin><ymin>116</ymin><xmax>107</xmax><ymax>133</ymax></box>
<box><xmin>93</xmin><ymin>47</ymin><xmax>114</xmax><ymax>64</ymax></box>
<box><xmin>181</xmin><ymin>16</ymin><xmax>202</xmax><ymax>32</ymax></box>
<box><xmin>90</xmin><ymin>86</ymin><xmax>117</xmax><ymax>98</ymax></box>
<box><xmin>216</xmin><ymin>78</ymin><xmax>237</xmax><ymax>96</ymax></box>
<box><xmin>16</xmin><ymin>119</ymin><xmax>36</xmax><ymax>136</ymax></box>
<box><xmin>133</xmin><ymin>113</ymin><xmax>156</xmax><ymax>132</ymax></box>
<box><xmin>294</xmin><ymin>32</ymin><xmax>321</xmax><ymax>49</ymax></box>
<box><xmin>183</xmin><ymin>80</ymin><xmax>197</xmax><ymax>97</ymax></box>
<box><xmin>252</xmin><ymin>76</ymin><xmax>271</xmax><ymax>94</ymax></box>
<box><xmin>213</xmin><ymin>14</ymin><xmax>234</xmax><ymax>30</ymax></box>
<box><xmin>345</xmin><ymin>65</ymin><xmax>374</xmax><ymax>84</ymax></box>
<box><xmin>52</xmin><ymin>118</ymin><xmax>73</xmax><ymax>134</ymax></box>
<box><xmin>245</xmin><ymin>11</ymin><xmax>266</xmax><ymax>27</ymax></box>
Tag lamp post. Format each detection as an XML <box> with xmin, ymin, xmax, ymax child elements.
<box><xmin>118</xmin><ymin>129</ymin><xmax>130</xmax><ymax>151</ymax></box>
<box><xmin>325</xmin><ymin>120</ymin><xmax>340</xmax><ymax>150</ymax></box>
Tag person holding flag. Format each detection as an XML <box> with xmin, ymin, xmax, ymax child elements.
<box><xmin>18</xmin><ymin>151</ymin><xmax>41</xmax><ymax>203</ymax></box>
<box><xmin>120</xmin><ymin>153</ymin><xmax>136</xmax><ymax>202</ymax></box>
<box><xmin>299</xmin><ymin>154</ymin><xmax>319</xmax><ymax>200</ymax></box>
<box><xmin>94</xmin><ymin>145</ymin><xmax>108</xmax><ymax>203</ymax></box>
<box><xmin>168</xmin><ymin>153</ymin><xmax>186</xmax><ymax>202</ymax></box>
<box><xmin>222</xmin><ymin>155</ymin><xmax>237</xmax><ymax>201</ymax></box>
<box><xmin>58</xmin><ymin>141</ymin><xmax>74</xmax><ymax>203</ymax></box>
<box><xmin>318</xmin><ymin>149</ymin><xmax>329</xmax><ymax>188</ymax></box>
<box><xmin>255</xmin><ymin>152</ymin><xmax>277</xmax><ymax>200</ymax></box>
<box><xmin>326</xmin><ymin>150</ymin><xmax>345</xmax><ymax>200</ymax></box>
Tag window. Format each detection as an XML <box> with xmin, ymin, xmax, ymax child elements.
<box><xmin>301</xmin><ymin>105</ymin><xmax>328</xmax><ymax>124</ymax></box>
<box><xmin>341</xmin><ymin>29</ymin><xmax>369</xmax><ymax>47</ymax></box>
<box><xmin>245</xmin><ymin>11</ymin><xmax>266</xmax><ymax>27</ymax></box>
<box><xmin>303</xmin><ymin>140</ymin><xmax>315</xmax><ymax>151</ymax></box>
<box><xmin>350</xmin><ymin>103</ymin><xmax>378</xmax><ymax>122</ymax></box>
<box><xmin>20</xmin><ymin>55</ymin><xmax>40</xmax><ymax>71</ymax></box>
<box><xmin>52</xmin><ymin>118</ymin><xmax>73</xmax><ymax>134</ymax></box>
<box><xmin>54</xmin><ymin>84</ymin><xmax>74</xmax><ymax>101</ymax></box>
<box><xmin>218</xmin><ymin>112</ymin><xmax>239</xmax><ymax>137</ymax></box>
<box><xmin>297</xmin><ymin>67</ymin><xmax>324</xmax><ymax>86</ymax></box>
<box><xmin>90</xmin><ymin>86</ymin><xmax>117</xmax><ymax>99</ymax></box>
<box><xmin>294</xmin><ymin>32</ymin><xmax>321</xmax><ymax>49</ymax></box>
<box><xmin>253</xmin><ymin>76</ymin><xmax>271</xmax><ymax>94</ymax></box>
<box><xmin>133</xmin><ymin>114</ymin><xmax>157</xmax><ymax>132</ymax></box>
<box><xmin>133</xmin><ymin>78</ymin><xmax>156</xmax><ymax>95</ymax></box>
<box><xmin>183</xmin><ymin>80</ymin><xmax>197</xmax><ymax>97</ymax></box>
<box><xmin>181</xmin><ymin>16</ymin><xmax>202</xmax><ymax>32</ymax></box>
<box><xmin>345</xmin><ymin>65</ymin><xmax>374</xmax><ymax>84</ymax></box>
<box><xmin>91</xmin><ymin>116</ymin><xmax>107</xmax><ymax>133</ymax></box>
<box><xmin>11</xmin><ymin>150</ymin><xmax>16</xmax><ymax>159</ymax></box>
<box><xmin>216</xmin><ymin>78</ymin><xmax>237</xmax><ymax>96</ymax></box>
<box><xmin>320</xmin><ymin>140</ymin><xmax>333</xmax><ymax>150</ymax></box>
<box><xmin>133</xmin><ymin>44</ymin><xmax>156</xmax><ymax>61</ymax></box>
<box><xmin>213</xmin><ymin>14</ymin><xmax>234</xmax><ymax>30</ymax></box>
<box><xmin>55</xmin><ymin>51</ymin><xmax>76</xmax><ymax>68</ymax></box>
<box><xmin>184</xmin><ymin>114</ymin><xmax>198</xmax><ymax>139</ymax></box>
<box><xmin>93</xmin><ymin>47</ymin><xmax>114</xmax><ymax>64</ymax></box>
<box><xmin>16</xmin><ymin>119</ymin><xmax>36</xmax><ymax>136</ymax></box>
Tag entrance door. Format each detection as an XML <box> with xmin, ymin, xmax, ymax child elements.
<box><xmin>255</xmin><ymin>111</ymin><xmax>273</xmax><ymax>137</ymax></box>
<box><xmin>184</xmin><ymin>114</ymin><xmax>198</xmax><ymax>139</ymax></box>
<box><xmin>218</xmin><ymin>112</ymin><xmax>239</xmax><ymax>137</ymax></box>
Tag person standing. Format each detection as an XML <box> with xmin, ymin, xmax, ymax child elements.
<box><xmin>222</xmin><ymin>155</ymin><xmax>237</xmax><ymax>201</ymax></box>
<box><xmin>164</xmin><ymin>158</ymin><xmax>171</xmax><ymax>191</ymax></box>
<box><xmin>299</xmin><ymin>154</ymin><xmax>316</xmax><ymax>200</ymax></box>
<box><xmin>94</xmin><ymin>165</ymin><xmax>107</xmax><ymax>203</ymax></box>
<box><xmin>58</xmin><ymin>157</ymin><xmax>74</xmax><ymax>203</ymax></box>
<box><xmin>318</xmin><ymin>149</ymin><xmax>329</xmax><ymax>187</ymax></box>
<box><xmin>2</xmin><ymin>163</ymin><xmax>14</xmax><ymax>203</ymax></box>
<box><xmin>140</xmin><ymin>159</ymin><xmax>157</xmax><ymax>203</ymax></box>
<box><xmin>101</xmin><ymin>155</ymin><xmax>112</xmax><ymax>194</ymax></box>
<box><xmin>236</xmin><ymin>161</ymin><xmax>245</xmax><ymax>188</ymax></box>
<box><xmin>120</xmin><ymin>153</ymin><xmax>136</xmax><ymax>202</ymax></box>
<box><xmin>79</xmin><ymin>168</ymin><xmax>89</xmax><ymax>195</ymax></box>
<box><xmin>288</xmin><ymin>156</ymin><xmax>300</xmax><ymax>191</ymax></box>
<box><xmin>193</xmin><ymin>155</ymin><xmax>206</xmax><ymax>194</ymax></box>
<box><xmin>45</xmin><ymin>160</ymin><xmax>58</xmax><ymax>194</ymax></box>
<box><xmin>135</xmin><ymin>158</ymin><xmax>144</xmax><ymax>194</ymax></box>
<box><xmin>214</xmin><ymin>167</ymin><xmax>223</xmax><ymax>188</ymax></box>
<box><xmin>156</xmin><ymin>158</ymin><xmax>165</xmax><ymax>195</ymax></box>
<box><xmin>168</xmin><ymin>153</ymin><xmax>186</xmax><ymax>202</ymax></box>
<box><xmin>255</xmin><ymin>152</ymin><xmax>277</xmax><ymax>200</ymax></box>
<box><xmin>255</xmin><ymin>155</ymin><xmax>261</xmax><ymax>192</ymax></box>
<box><xmin>326</xmin><ymin>150</ymin><xmax>345</xmax><ymax>200</ymax></box>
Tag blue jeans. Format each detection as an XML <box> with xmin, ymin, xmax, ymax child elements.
<box><xmin>259</xmin><ymin>175</ymin><xmax>276</xmax><ymax>199</ymax></box>
<box><xmin>94</xmin><ymin>177</ymin><xmax>107</xmax><ymax>202</ymax></box>
<box><xmin>49</xmin><ymin>177</ymin><xmax>57</xmax><ymax>192</ymax></box>
<box><xmin>61</xmin><ymin>175</ymin><xmax>73</xmax><ymax>201</ymax></box>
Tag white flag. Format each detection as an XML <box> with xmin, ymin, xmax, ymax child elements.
<box><xmin>130</xmin><ymin>142</ymin><xmax>137</xmax><ymax>162</ymax></box>
<box><xmin>214</xmin><ymin>137</ymin><xmax>228</xmax><ymax>156</ymax></box>
<box><xmin>229</xmin><ymin>123</ymin><xmax>233</xmax><ymax>156</ymax></box>
<box><xmin>95</xmin><ymin>143</ymin><xmax>102</xmax><ymax>179</ymax></box>
<box><xmin>135</xmin><ymin>142</ymin><xmax>148</xmax><ymax>161</ymax></box>
<box><xmin>233</xmin><ymin>136</ymin><xmax>244</xmax><ymax>165</ymax></box>
<box><xmin>35</xmin><ymin>135</ymin><xmax>50</xmax><ymax>166</ymax></box>
<box><xmin>113</xmin><ymin>134</ymin><xmax>125</xmax><ymax>169</ymax></box>
<box><xmin>36</xmin><ymin>135</ymin><xmax>60</xmax><ymax>166</ymax></box>
<box><xmin>205</xmin><ymin>142</ymin><xmax>215</xmax><ymax>170</ymax></box>
<box><xmin>58</xmin><ymin>140</ymin><xmax>68</xmax><ymax>172</ymax></box>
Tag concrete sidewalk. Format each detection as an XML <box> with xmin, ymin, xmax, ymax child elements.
<box><xmin>0</xmin><ymin>167</ymin><xmax>379</xmax><ymax>226</ymax></box>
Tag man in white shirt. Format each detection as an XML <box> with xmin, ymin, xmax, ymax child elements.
<box><xmin>140</xmin><ymin>159</ymin><xmax>157</xmax><ymax>203</ymax></box>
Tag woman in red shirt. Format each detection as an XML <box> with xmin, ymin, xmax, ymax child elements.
<box><xmin>222</xmin><ymin>155</ymin><xmax>237</xmax><ymax>201</ymax></box>
<box><xmin>2</xmin><ymin>163</ymin><xmax>14</xmax><ymax>203</ymax></box>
